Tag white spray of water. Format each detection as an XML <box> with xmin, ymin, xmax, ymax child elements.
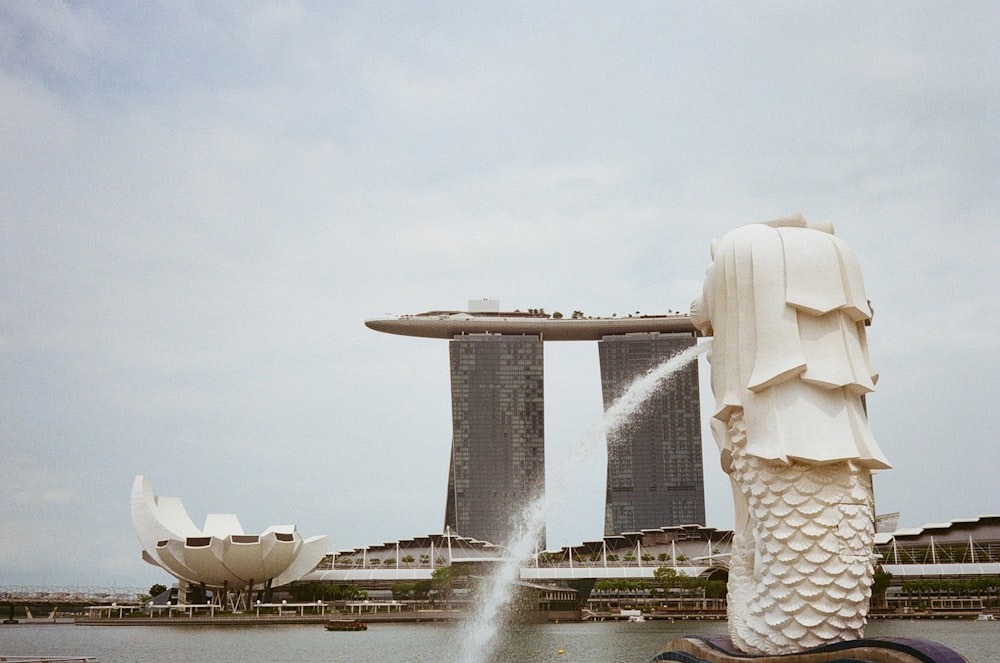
<box><xmin>455</xmin><ymin>340</ymin><xmax>710</xmax><ymax>663</ymax></box>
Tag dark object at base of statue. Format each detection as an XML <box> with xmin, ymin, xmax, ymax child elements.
<box><xmin>652</xmin><ymin>634</ymin><xmax>970</xmax><ymax>663</ymax></box>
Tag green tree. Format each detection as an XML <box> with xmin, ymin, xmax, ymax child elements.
<box><xmin>431</xmin><ymin>566</ymin><xmax>454</xmax><ymax>603</ymax></box>
<box><xmin>412</xmin><ymin>579</ymin><xmax>433</xmax><ymax>600</ymax></box>
<box><xmin>148</xmin><ymin>583</ymin><xmax>168</xmax><ymax>599</ymax></box>
<box><xmin>391</xmin><ymin>582</ymin><xmax>414</xmax><ymax>600</ymax></box>
<box><xmin>654</xmin><ymin>566</ymin><xmax>683</xmax><ymax>596</ymax></box>
<box><xmin>681</xmin><ymin>575</ymin><xmax>706</xmax><ymax>596</ymax></box>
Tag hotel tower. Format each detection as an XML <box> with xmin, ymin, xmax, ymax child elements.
<box><xmin>366</xmin><ymin>300</ymin><xmax>705</xmax><ymax>547</ymax></box>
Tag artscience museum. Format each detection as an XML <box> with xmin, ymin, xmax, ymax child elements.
<box><xmin>130</xmin><ymin>475</ymin><xmax>329</xmax><ymax>606</ymax></box>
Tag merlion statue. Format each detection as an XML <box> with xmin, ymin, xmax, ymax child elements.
<box><xmin>691</xmin><ymin>215</ymin><xmax>891</xmax><ymax>655</ymax></box>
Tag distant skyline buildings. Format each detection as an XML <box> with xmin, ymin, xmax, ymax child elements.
<box><xmin>366</xmin><ymin>301</ymin><xmax>703</xmax><ymax>547</ymax></box>
<box><xmin>598</xmin><ymin>333</ymin><xmax>706</xmax><ymax>535</ymax></box>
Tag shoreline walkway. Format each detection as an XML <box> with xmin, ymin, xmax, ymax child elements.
<box><xmin>68</xmin><ymin>609</ymin><xmax>988</xmax><ymax>627</ymax></box>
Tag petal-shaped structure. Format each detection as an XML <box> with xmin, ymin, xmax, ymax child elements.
<box><xmin>203</xmin><ymin>513</ymin><xmax>244</xmax><ymax>538</ymax></box>
<box><xmin>223</xmin><ymin>535</ymin><xmax>268</xmax><ymax>582</ymax></box>
<box><xmin>178</xmin><ymin>536</ymin><xmax>249</xmax><ymax>587</ymax></box>
<box><xmin>131</xmin><ymin>475</ymin><xmax>329</xmax><ymax>590</ymax></box>
<box><xmin>131</xmin><ymin>476</ymin><xmax>200</xmax><ymax>554</ymax></box>
<box><xmin>260</xmin><ymin>529</ymin><xmax>300</xmax><ymax>579</ymax></box>
<box><xmin>272</xmin><ymin>534</ymin><xmax>329</xmax><ymax>587</ymax></box>
<box><xmin>154</xmin><ymin>539</ymin><xmax>202</xmax><ymax>584</ymax></box>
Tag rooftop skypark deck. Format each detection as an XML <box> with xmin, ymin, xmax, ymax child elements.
<box><xmin>364</xmin><ymin>311</ymin><xmax>697</xmax><ymax>341</ymax></box>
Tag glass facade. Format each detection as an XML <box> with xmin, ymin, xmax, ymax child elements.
<box><xmin>599</xmin><ymin>332</ymin><xmax>705</xmax><ymax>535</ymax></box>
<box><xmin>444</xmin><ymin>334</ymin><xmax>545</xmax><ymax>547</ymax></box>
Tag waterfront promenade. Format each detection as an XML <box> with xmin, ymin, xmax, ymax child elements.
<box><xmin>73</xmin><ymin>610</ymin><xmax>463</xmax><ymax>626</ymax></box>
<box><xmin>66</xmin><ymin>605</ymin><xmax>993</xmax><ymax>626</ymax></box>
<box><xmin>71</xmin><ymin>607</ymin><xmax>718</xmax><ymax>626</ymax></box>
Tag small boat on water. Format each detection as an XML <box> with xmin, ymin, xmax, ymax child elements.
<box><xmin>325</xmin><ymin>619</ymin><xmax>368</xmax><ymax>631</ymax></box>
<box><xmin>975</xmin><ymin>613</ymin><xmax>996</xmax><ymax>621</ymax></box>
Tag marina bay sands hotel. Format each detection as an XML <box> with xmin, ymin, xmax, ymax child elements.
<box><xmin>366</xmin><ymin>300</ymin><xmax>705</xmax><ymax>548</ymax></box>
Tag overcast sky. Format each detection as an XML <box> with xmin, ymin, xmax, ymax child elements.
<box><xmin>3</xmin><ymin>2</ymin><xmax>998</xmax><ymax>588</ymax></box>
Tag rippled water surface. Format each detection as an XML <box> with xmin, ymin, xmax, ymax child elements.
<box><xmin>0</xmin><ymin>619</ymin><xmax>993</xmax><ymax>663</ymax></box>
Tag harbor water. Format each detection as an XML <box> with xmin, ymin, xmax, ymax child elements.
<box><xmin>0</xmin><ymin>619</ymin><xmax>995</xmax><ymax>663</ymax></box>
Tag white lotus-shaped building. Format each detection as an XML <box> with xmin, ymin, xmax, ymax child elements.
<box><xmin>131</xmin><ymin>475</ymin><xmax>329</xmax><ymax>591</ymax></box>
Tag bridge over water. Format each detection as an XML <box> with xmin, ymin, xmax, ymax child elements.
<box><xmin>1</xmin><ymin>586</ymin><xmax>146</xmax><ymax>622</ymax></box>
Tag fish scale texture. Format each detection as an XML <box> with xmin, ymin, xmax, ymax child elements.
<box><xmin>725</xmin><ymin>412</ymin><xmax>876</xmax><ymax>655</ymax></box>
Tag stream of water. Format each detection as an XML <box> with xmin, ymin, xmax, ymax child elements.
<box><xmin>456</xmin><ymin>341</ymin><xmax>710</xmax><ymax>663</ymax></box>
